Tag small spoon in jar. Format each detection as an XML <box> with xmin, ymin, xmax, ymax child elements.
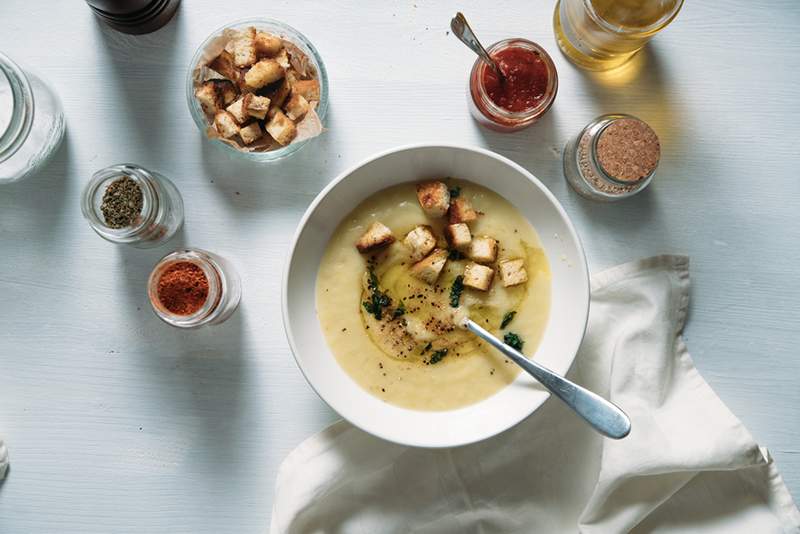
<box><xmin>450</xmin><ymin>12</ymin><xmax>505</xmax><ymax>81</ymax></box>
<box><xmin>464</xmin><ymin>318</ymin><xmax>631</xmax><ymax>439</ymax></box>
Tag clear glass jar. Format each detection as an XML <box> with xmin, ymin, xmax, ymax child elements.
<box><xmin>554</xmin><ymin>0</ymin><xmax>684</xmax><ymax>71</ymax></box>
<box><xmin>81</xmin><ymin>163</ymin><xmax>184</xmax><ymax>247</ymax></box>
<box><xmin>563</xmin><ymin>113</ymin><xmax>660</xmax><ymax>201</ymax></box>
<box><xmin>468</xmin><ymin>38</ymin><xmax>558</xmax><ymax>132</ymax></box>
<box><xmin>148</xmin><ymin>248</ymin><xmax>242</xmax><ymax>328</ymax></box>
<box><xmin>0</xmin><ymin>52</ymin><xmax>66</xmax><ymax>184</ymax></box>
<box><xmin>186</xmin><ymin>17</ymin><xmax>329</xmax><ymax>162</ymax></box>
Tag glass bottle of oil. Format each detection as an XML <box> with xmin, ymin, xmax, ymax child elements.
<box><xmin>553</xmin><ymin>0</ymin><xmax>684</xmax><ymax>70</ymax></box>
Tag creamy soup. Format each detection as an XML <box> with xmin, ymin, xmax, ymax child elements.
<box><xmin>316</xmin><ymin>180</ymin><xmax>550</xmax><ymax>411</ymax></box>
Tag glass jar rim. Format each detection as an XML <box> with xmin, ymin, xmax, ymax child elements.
<box><xmin>148</xmin><ymin>249</ymin><xmax>225</xmax><ymax>328</ymax></box>
<box><xmin>81</xmin><ymin>164</ymin><xmax>159</xmax><ymax>240</ymax></box>
<box><xmin>471</xmin><ymin>38</ymin><xmax>558</xmax><ymax>122</ymax></box>
<box><xmin>0</xmin><ymin>52</ymin><xmax>33</xmax><ymax>164</ymax></box>
<box><xmin>583</xmin><ymin>0</ymin><xmax>685</xmax><ymax>37</ymax></box>
<box><xmin>185</xmin><ymin>17</ymin><xmax>330</xmax><ymax>163</ymax></box>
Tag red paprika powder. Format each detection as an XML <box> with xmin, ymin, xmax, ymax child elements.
<box><xmin>156</xmin><ymin>261</ymin><xmax>209</xmax><ymax>315</ymax></box>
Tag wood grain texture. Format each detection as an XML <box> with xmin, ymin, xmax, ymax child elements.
<box><xmin>0</xmin><ymin>0</ymin><xmax>798</xmax><ymax>531</ymax></box>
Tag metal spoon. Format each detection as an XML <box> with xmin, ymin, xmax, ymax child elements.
<box><xmin>465</xmin><ymin>319</ymin><xmax>631</xmax><ymax>439</ymax></box>
<box><xmin>450</xmin><ymin>12</ymin><xmax>505</xmax><ymax>81</ymax></box>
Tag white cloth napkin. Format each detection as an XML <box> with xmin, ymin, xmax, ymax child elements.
<box><xmin>271</xmin><ymin>256</ymin><xmax>800</xmax><ymax>533</ymax></box>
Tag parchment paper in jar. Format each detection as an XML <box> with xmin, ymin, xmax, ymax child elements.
<box><xmin>192</xmin><ymin>27</ymin><xmax>324</xmax><ymax>152</ymax></box>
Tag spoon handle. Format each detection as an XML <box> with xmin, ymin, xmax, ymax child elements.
<box><xmin>465</xmin><ymin>319</ymin><xmax>631</xmax><ymax>439</ymax></box>
<box><xmin>450</xmin><ymin>13</ymin><xmax>503</xmax><ymax>78</ymax></box>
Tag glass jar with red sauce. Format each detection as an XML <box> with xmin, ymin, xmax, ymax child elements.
<box><xmin>468</xmin><ymin>38</ymin><xmax>558</xmax><ymax>132</ymax></box>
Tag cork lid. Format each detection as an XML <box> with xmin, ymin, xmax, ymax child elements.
<box><xmin>595</xmin><ymin>118</ymin><xmax>660</xmax><ymax>183</ymax></box>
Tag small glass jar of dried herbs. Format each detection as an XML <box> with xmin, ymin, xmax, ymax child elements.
<box><xmin>81</xmin><ymin>163</ymin><xmax>184</xmax><ymax>248</ymax></box>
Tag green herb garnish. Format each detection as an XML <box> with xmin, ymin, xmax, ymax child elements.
<box><xmin>421</xmin><ymin>342</ymin><xmax>432</xmax><ymax>354</ymax></box>
<box><xmin>449</xmin><ymin>186</ymin><xmax>461</xmax><ymax>198</ymax></box>
<box><xmin>500</xmin><ymin>311</ymin><xmax>517</xmax><ymax>329</ymax></box>
<box><xmin>448</xmin><ymin>249</ymin><xmax>465</xmax><ymax>260</ymax></box>
<box><xmin>393</xmin><ymin>301</ymin><xmax>406</xmax><ymax>318</ymax></box>
<box><xmin>362</xmin><ymin>268</ymin><xmax>392</xmax><ymax>320</ymax></box>
<box><xmin>428</xmin><ymin>348</ymin><xmax>448</xmax><ymax>364</ymax></box>
<box><xmin>449</xmin><ymin>275</ymin><xmax>464</xmax><ymax>308</ymax></box>
<box><xmin>504</xmin><ymin>332</ymin><xmax>524</xmax><ymax>351</ymax></box>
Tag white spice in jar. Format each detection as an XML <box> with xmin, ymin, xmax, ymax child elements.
<box><xmin>564</xmin><ymin>114</ymin><xmax>660</xmax><ymax>202</ymax></box>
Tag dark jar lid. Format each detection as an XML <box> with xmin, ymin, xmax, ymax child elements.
<box><xmin>86</xmin><ymin>0</ymin><xmax>180</xmax><ymax>35</ymax></box>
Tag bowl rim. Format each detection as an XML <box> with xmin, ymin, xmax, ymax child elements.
<box><xmin>282</xmin><ymin>143</ymin><xmax>590</xmax><ymax>447</ymax></box>
<box><xmin>185</xmin><ymin>17</ymin><xmax>329</xmax><ymax>163</ymax></box>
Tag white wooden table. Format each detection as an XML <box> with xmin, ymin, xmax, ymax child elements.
<box><xmin>1</xmin><ymin>1</ymin><xmax>798</xmax><ymax>531</ymax></box>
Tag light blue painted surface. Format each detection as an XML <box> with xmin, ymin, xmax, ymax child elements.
<box><xmin>0</xmin><ymin>0</ymin><xmax>797</xmax><ymax>531</ymax></box>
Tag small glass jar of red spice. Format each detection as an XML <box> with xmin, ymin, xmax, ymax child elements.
<box><xmin>468</xmin><ymin>38</ymin><xmax>558</xmax><ymax>132</ymax></box>
<box><xmin>81</xmin><ymin>163</ymin><xmax>184</xmax><ymax>248</ymax></box>
<box><xmin>148</xmin><ymin>248</ymin><xmax>241</xmax><ymax>328</ymax></box>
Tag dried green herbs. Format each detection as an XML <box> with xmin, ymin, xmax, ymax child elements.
<box><xmin>449</xmin><ymin>186</ymin><xmax>461</xmax><ymax>198</ymax></box>
<box><xmin>101</xmin><ymin>176</ymin><xmax>143</xmax><ymax>229</ymax></box>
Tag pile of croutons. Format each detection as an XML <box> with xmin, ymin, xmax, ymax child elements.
<box><xmin>194</xmin><ymin>26</ymin><xmax>321</xmax><ymax>150</ymax></box>
<box><xmin>355</xmin><ymin>181</ymin><xmax>528</xmax><ymax>293</ymax></box>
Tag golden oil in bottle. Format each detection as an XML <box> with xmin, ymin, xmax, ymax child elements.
<box><xmin>553</xmin><ymin>0</ymin><xmax>683</xmax><ymax>70</ymax></box>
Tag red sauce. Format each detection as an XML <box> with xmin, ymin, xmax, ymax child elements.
<box><xmin>482</xmin><ymin>47</ymin><xmax>549</xmax><ymax>112</ymax></box>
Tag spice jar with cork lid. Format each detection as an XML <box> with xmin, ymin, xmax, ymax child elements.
<box><xmin>81</xmin><ymin>163</ymin><xmax>184</xmax><ymax>247</ymax></box>
<box><xmin>563</xmin><ymin>114</ymin><xmax>660</xmax><ymax>201</ymax></box>
<box><xmin>148</xmin><ymin>248</ymin><xmax>241</xmax><ymax>328</ymax></box>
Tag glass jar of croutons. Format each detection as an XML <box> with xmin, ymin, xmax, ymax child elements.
<box><xmin>186</xmin><ymin>18</ymin><xmax>329</xmax><ymax>162</ymax></box>
<box><xmin>0</xmin><ymin>52</ymin><xmax>65</xmax><ymax>184</ymax></box>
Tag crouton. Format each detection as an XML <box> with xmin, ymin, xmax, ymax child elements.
<box><xmin>208</xmin><ymin>50</ymin><xmax>240</xmax><ymax>82</ymax></box>
<box><xmin>195</xmin><ymin>82</ymin><xmax>220</xmax><ymax>114</ymax></box>
<box><xmin>213</xmin><ymin>111</ymin><xmax>240</xmax><ymax>139</ymax></box>
<box><xmin>232</xmin><ymin>35</ymin><xmax>257</xmax><ymax>67</ymax></box>
<box><xmin>245</xmin><ymin>59</ymin><xmax>284</xmax><ymax>89</ymax></box>
<box><xmin>286</xmin><ymin>68</ymin><xmax>301</xmax><ymax>86</ymax></box>
<box><xmin>225</xmin><ymin>97</ymin><xmax>248</xmax><ymax>124</ymax></box>
<box><xmin>239</xmin><ymin>122</ymin><xmax>263</xmax><ymax>145</ymax></box>
<box><xmin>449</xmin><ymin>197</ymin><xmax>478</xmax><ymax>224</ymax></box>
<box><xmin>404</xmin><ymin>225</ymin><xmax>437</xmax><ymax>262</ymax></box>
<box><xmin>355</xmin><ymin>222</ymin><xmax>395</xmax><ymax>253</ymax></box>
<box><xmin>212</xmin><ymin>80</ymin><xmax>238</xmax><ymax>105</ymax></box>
<box><xmin>469</xmin><ymin>236</ymin><xmax>498</xmax><ymax>264</ymax></box>
<box><xmin>463</xmin><ymin>262</ymin><xmax>494</xmax><ymax>291</ymax></box>
<box><xmin>274</xmin><ymin>48</ymin><xmax>291</xmax><ymax>69</ymax></box>
<box><xmin>266</xmin><ymin>79</ymin><xmax>292</xmax><ymax>117</ymax></box>
<box><xmin>415</xmin><ymin>181</ymin><xmax>450</xmax><ymax>218</ymax></box>
<box><xmin>284</xmin><ymin>93</ymin><xmax>310</xmax><ymax>121</ymax></box>
<box><xmin>292</xmin><ymin>79</ymin><xmax>320</xmax><ymax>102</ymax></box>
<box><xmin>244</xmin><ymin>94</ymin><xmax>271</xmax><ymax>119</ymax></box>
<box><xmin>254</xmin><ymin>31</ymin><xmax>282</xmax><ymax>57</ymax></box>
<box><xmin>498</xmin><ymin>259</ymin><xmax>528</xmax><ymax>287</ymax></box>
<box><xmin>444</xmin><ymin>223</ymin><xmax>472</xmax><ymax>250</ymax></box>
<box><xmin>264</xmin><ymin>110</ymin><xmax>297</xmax><ymax>145</ymax></box>
<box><xmin>410</xmin><ymin>249</ymin><xmax>448</xmax><ymax>285</ymax></box>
